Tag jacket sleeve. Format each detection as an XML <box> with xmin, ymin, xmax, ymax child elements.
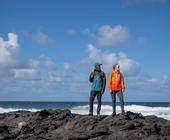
<box><xmin>121</xmin><ymin>73</ymin><xmax>125</xmax><ymax>89</ymax></box>
<box><xmin>89</xmin><ymin>71</ymin><xmax>94</xmax><ymax>83</ymax></box>
<box><xmin>101</xmin><ymin>72</ymin><xmax>106</xmax><ymax>93</ymax></box>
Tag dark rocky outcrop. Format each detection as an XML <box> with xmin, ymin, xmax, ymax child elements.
<box><xmin>0</xmin><ymin>109</ymin><xmax>169</xmax><ymax>140</ymax></box>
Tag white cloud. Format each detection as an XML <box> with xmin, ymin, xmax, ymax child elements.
<box><xmin>35</xmin><ymin>30</ymin><xmax>53</xmax><ymax>45</ymax></box>
<box><xmin>67</xmin><ymin>28</ymin><xmax>76</xmax><ymax>36</ymax></box>
<box><xmin>83</xmin><ymin>25</ymin><xmax>149</xmax><ymax>47</ymax></box>
<box><xmin>0</xmin><ymin>32</ymin><xmax>57</xmax><ymax>81</ymax></box>
<box><xmin>97</xmin><ymin>25</ymin><xmax>130</xmax><ymax>46</ymax></box>
<box><xmin>13</xmin><ymin>68</ymin><xmax>39</xmax><ymax>80</ymax></box>
<box><xmin>118</xmin><ymin>52</ymin><xmax>140</xmax><ymax>76</ymax></box>
<box><xmin>63</xmin><ymin>62</ymin><xmax>70</xmax><ymax>70</ymax></box>
<box><xmin>0</xmin><ymin>32</ymin><xmax>89</xmax><ymax>100</ymax></box>
<box><xmin>82</xmin><ymin>28</ymin><xmax>91</xmax><ymax>35</ymax></box>
<box><xmin>161</xmin><ymin>75</ymin><xmax>170</xmax><ymax>92</ymax></box>
<box><xmin>45</xmin><ymin>73</ymin><xmax>62</xmax><ymax>82</ymax></box>
<box><xmin>0</xmin><ymin>33</ymin><xmax>19</xmax><ymax>68</ymax></box>
<box><xmin>82</xmin><ymin>28</ymin><xmax>96</xmax><ymax>39</ymax></box>
<box><xmin>0</xmin><ymin>32</ymin><xmax>169</xmax><ymax>101</ymax></box>
<box><xmin>126</xmin><ymin>74</ymin><xmax>170</xmax><ymax>94</ymax></box>
<box><xmin>7</xmin><ymin>33</ymin><xmax>19</xmax><ymax>47</ymax></box>
<box><xmin>125</xmin><ymin>75</ymin><xmax>158</xmax><ymax>92</ymax></box>
<box><xmin>24</xmin><ymin>29</ymin><xmax>54</xmax><ymax>45</ymax></box>
<box><xmin>81</xmin><ymin>44</ymin><xmax>140</xmax><ymax>76</ymax></box>
<box><xmin>28</xmin><ymin>55</ymin><xmax>56</xmax><ymax>69</ymax></box>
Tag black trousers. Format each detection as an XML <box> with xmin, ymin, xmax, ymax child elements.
<box><xmin>89</xmin><ymin>91</ymin><xmax>102</xmax><ymax>114</ymax></box>
<box><xmin>110</xmin><ymin>90</ymin><xmax>124</xmax><ymax>114</ymax></box>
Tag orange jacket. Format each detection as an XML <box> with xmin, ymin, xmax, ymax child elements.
<box><xmin>108</xmin><ymin>70</ymin><xmax>125</xmax><ymax>91</ymax></box>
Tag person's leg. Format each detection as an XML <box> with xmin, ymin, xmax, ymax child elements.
<box><xmin>117</xmin><ymin>90</ymin><xmax>125</xmax><ymax>114</ymax></box>
<box><xmin>89</xmin><ymin>91</ymin><xmax>96</xmax><ymax>115</ymax></box>
<box><xmin>111</xmin><ymin>91</ymin><xmax>116</xmax><ymax>115</ymax></box>
<box><xmin>96</xmin><ymin>92</ymin><xmax>102</xmax><ymax>115</ymax></box>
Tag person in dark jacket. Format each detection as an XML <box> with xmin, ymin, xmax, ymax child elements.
<box><xmin>88</xmin><ymin>62</ymin><xmax>106</xmax><ymax>116</ymax></box>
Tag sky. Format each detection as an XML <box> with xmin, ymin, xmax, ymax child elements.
<box><xmin>0</xmin><ymin>0</ymin><xmax>170</xmax><ymax>102</ymax></box>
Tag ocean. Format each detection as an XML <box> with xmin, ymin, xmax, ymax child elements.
<box><xmin>0</xmin><ymin>101</ymin><xmax>170</xmax><ymax>120</ymax></box>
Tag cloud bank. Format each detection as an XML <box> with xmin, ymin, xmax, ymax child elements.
<box><xmin>81</xmin><ymin>44</ymin><xmax>140</xmax><ymax>76</ymax></box>
<box><xmin>97</xmin><ymin>25</ymin><xmax>130</xmax><ymax>46</ymax></box>
<box><xmin>0</xmin><ymin>32</ymin><xmax>169</xmax><ymax>101</ymax></box>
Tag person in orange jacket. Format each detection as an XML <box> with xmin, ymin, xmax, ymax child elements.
<box><xmin>108</xmin><ymin>64</ymin><xmax>125</xmax><ymax>116</ymax></box>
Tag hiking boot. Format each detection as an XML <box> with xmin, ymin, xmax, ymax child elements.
<box><xmin>88</xmin><ymin>113</ymin><xmax>93</xmax><ymax>116</ymax></box>
<box><xmin>121</xmin><ymin>111</ymin><xmax>125</xmax><ymax>115</ymax></box>
<box><xmin>112</xmin><ymin>112</ymin><xmax>116</xmax><ymax>116</ymax></box>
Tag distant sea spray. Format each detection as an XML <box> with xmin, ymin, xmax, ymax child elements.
<box><xmin>0</xmin><ymin>102</ymin><xmax>170</xmax><ymax>120</ymax></box>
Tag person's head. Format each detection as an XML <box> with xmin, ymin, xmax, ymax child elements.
<box><xmin>113</xmin><ymin>64</ymin><xmax>120</xmax><ymax>72</ymax></box>
<box><xmin>94</xmin><ymin>62</ymin><xmax>102</xmax><ymax>71</ymax></box>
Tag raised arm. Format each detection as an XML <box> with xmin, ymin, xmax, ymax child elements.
<box><xmin>89</xmin><ymin>71</ymin><xmax>94</xmax><ymax>83</ymax></box>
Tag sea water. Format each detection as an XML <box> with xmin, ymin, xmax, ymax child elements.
<box><xmin>0</xmin><ymin>101</ymin><xmax>170</xmax><ymax>120</ymax></box>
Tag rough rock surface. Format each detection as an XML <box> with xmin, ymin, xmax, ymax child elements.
<box><xmin>0</xmin><ymin>109</ymin><xmax>170</xmax><ymax>140</ymax></box>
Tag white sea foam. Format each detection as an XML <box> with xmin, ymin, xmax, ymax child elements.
<box><xmin>71</xmin><ymin>104</ymin><xmax>170</xmax><ymax>120</ymax></box>
<box><xmin>0</xmin><ymin>107</ymin><xmax>39</xmax><ymax>113</ymax></box>
<box><xmin>0</xmin><ymin>105</ymin><xmax>170</xmax><ymax>120</ymax></box>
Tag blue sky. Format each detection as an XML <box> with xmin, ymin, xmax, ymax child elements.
<box><xmin>0</xmin><ymin>0</ymin><xmax>170</xmax><ymax>101</ymax></box>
